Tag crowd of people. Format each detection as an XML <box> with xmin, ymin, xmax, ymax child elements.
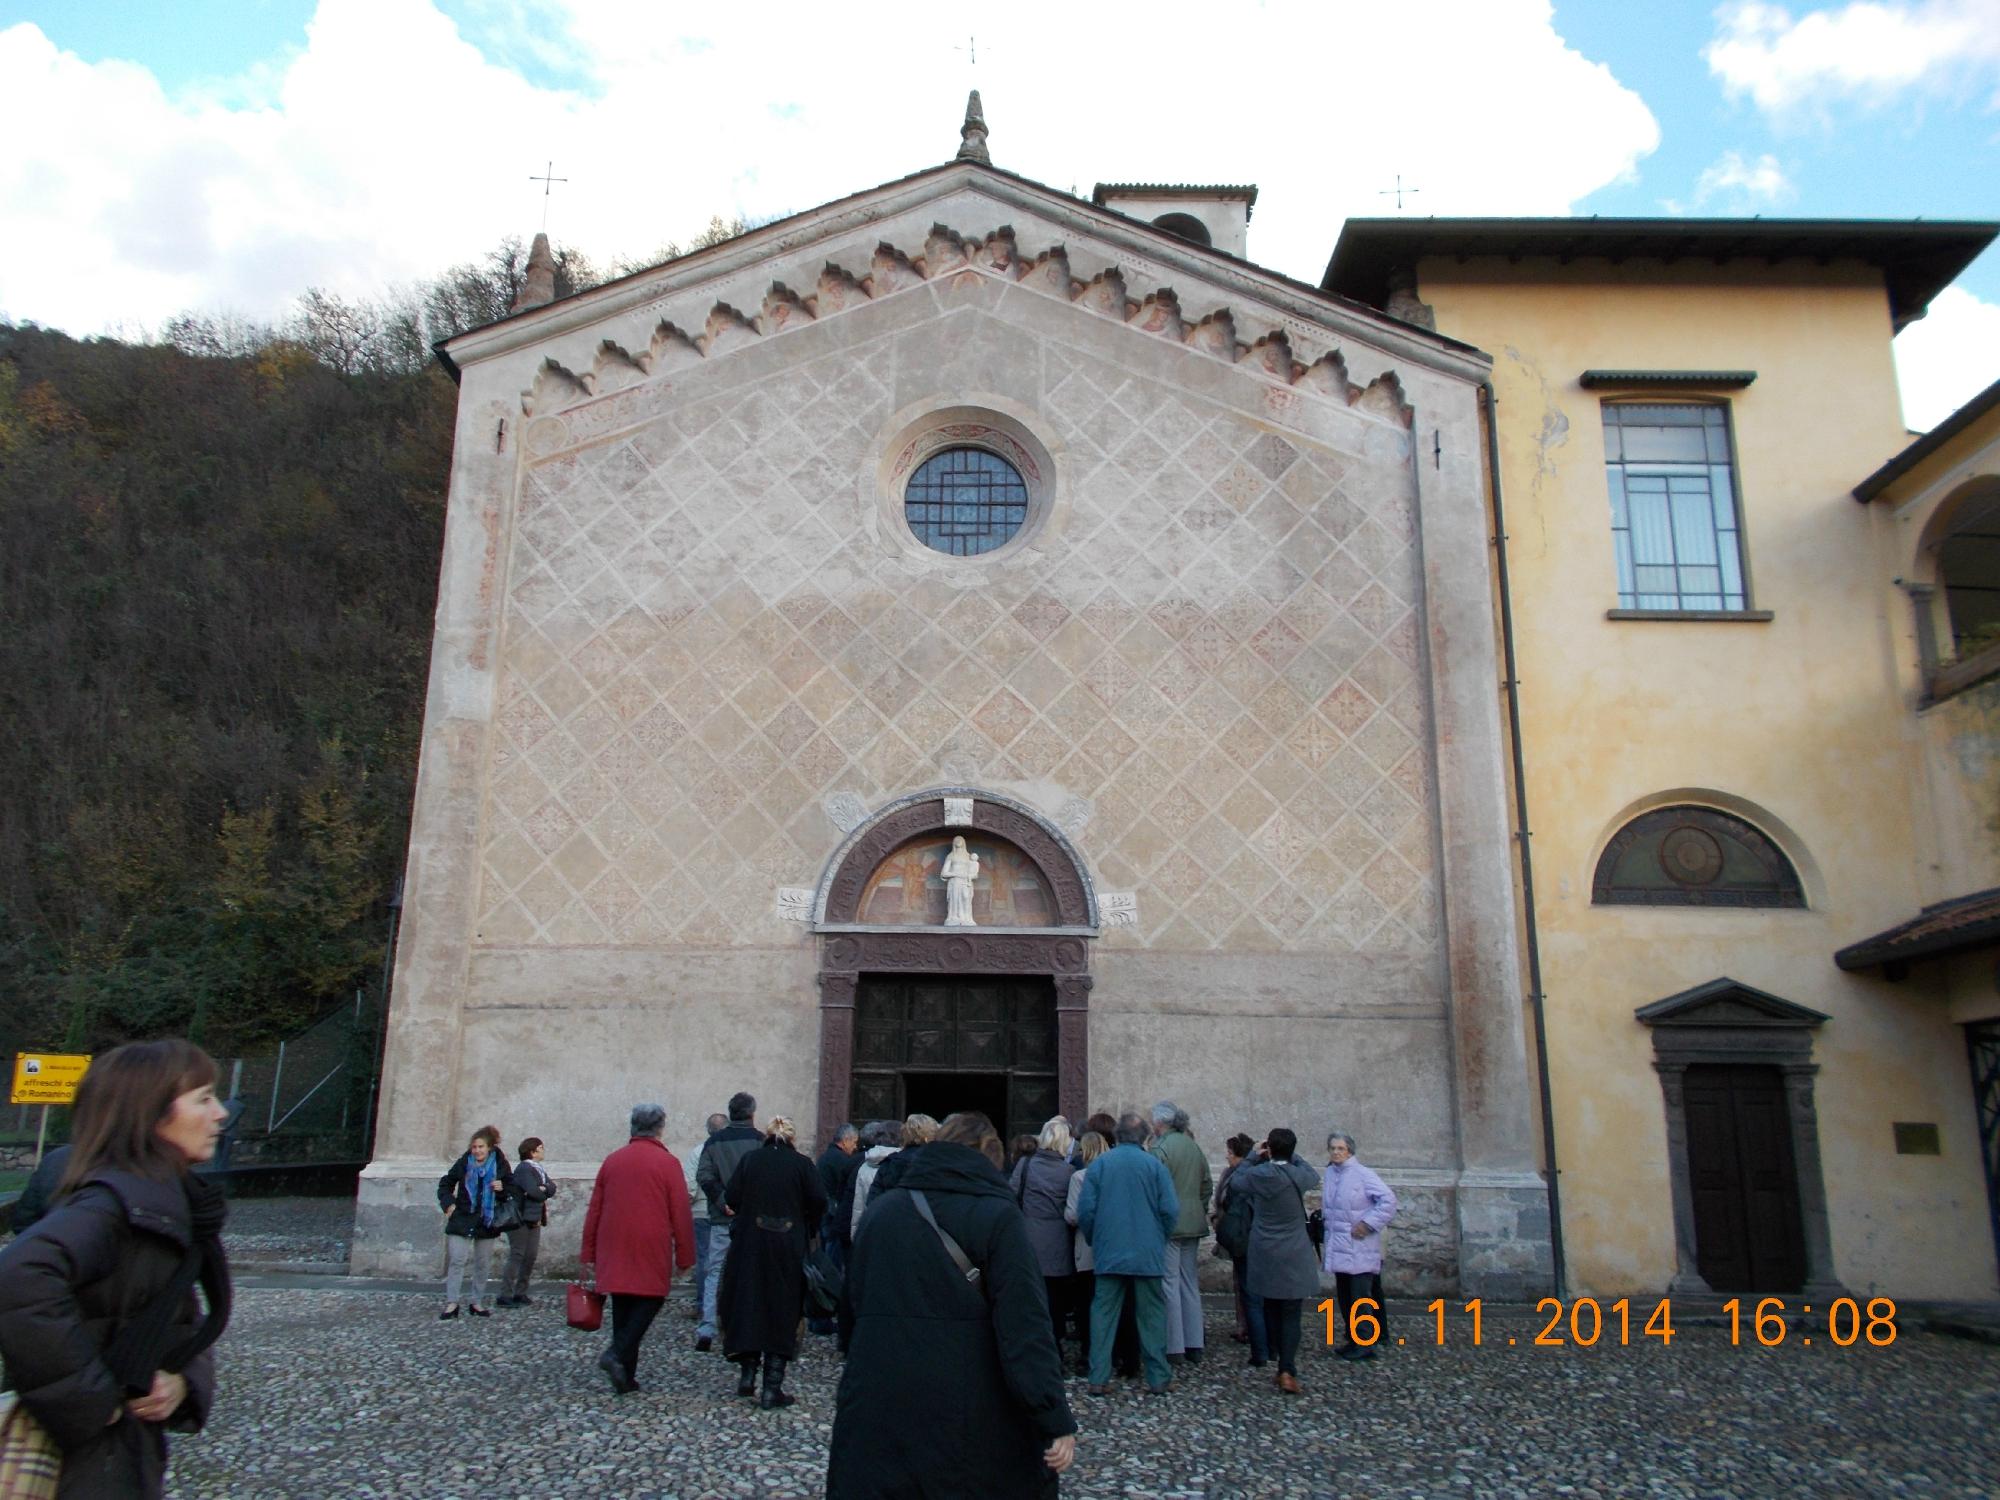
<box><xmin>0</xmin><ymin>1047</ymin><xmax>1399</xmax><ymax>1498</ymax></box>
<box><xmin>585</xmin><ymin>1091</ymin><xmax>1400</xmax><ymax>1495</ymax></box>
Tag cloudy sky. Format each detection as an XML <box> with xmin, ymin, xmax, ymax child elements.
<box><xmin>1</xmin><ymin>0</ymin><xmax>1995</xmax><ymax>429</ymax></box>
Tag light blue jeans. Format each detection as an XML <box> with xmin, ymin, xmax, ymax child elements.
<box><xmin>698</xmin><ymin>1216</ymin><xmax>732</xmax><ymax>1339</ymax></box>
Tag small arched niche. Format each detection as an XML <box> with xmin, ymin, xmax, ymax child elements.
<box><xmin>855</xmin><ymin>832</ymin><xmax>1057</xmax><ymax>926</ymax></box>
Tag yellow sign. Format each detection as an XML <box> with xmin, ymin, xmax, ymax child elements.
<box><xmin>11</xmin><ymin>1053</ymin><xmax>91</xmax><ymax>1106</ymax></box>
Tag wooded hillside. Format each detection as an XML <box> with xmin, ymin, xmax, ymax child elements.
<box><xmin>0</xmin><ymin>226</ymin><xmax>748</xmax><ymax>1057</ymax></box>
<box><xmin>0</xmin><ymin>325</ymin><xmax>453</xmax><ymax>1055</ymax></box>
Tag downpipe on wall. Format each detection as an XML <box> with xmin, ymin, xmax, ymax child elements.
<box><xmin>1479</xmin><ymin>379</ymin><xmax>1567</xmax><ymax>1297</ymax></box>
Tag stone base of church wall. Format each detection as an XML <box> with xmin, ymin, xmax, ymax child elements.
<box><xmin>351</xmin><ymin>1162</ymin><xmax>458</xmax><ymax>1278</ymax></box>
<box><xmin>1454</xmin><ymin>1173</ymin><xmax>1556</xmax><ymax>1300</ymax></box>
<box><xmin>353</xmin><ymin>1158</ymin><xmax>610</xmax><ymax>1279</ymax></box>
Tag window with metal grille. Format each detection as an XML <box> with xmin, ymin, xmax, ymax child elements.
<box><xmin>1604</xmin><ymin>403</ymin><xmax>1748</xmax><ymax>611</ymax></box>
<box><xmin>903</xmin><ymin>447</ymin><xmax>1029</xmax><ymax>557</ymax></box>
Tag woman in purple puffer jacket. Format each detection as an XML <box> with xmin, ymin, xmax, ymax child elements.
<box><xmin>1320</xmin><ymin>1131</ymin><xmax>1397</xmax><ymax>1361</ymax></box>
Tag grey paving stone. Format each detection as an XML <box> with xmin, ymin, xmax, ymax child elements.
<box><xmin>164</xmin><ymin>1288</ymin><xmax>2000</xmax><ymax>1498</ymax></box>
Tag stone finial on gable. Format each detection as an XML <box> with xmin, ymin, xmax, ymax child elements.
<box><xmin>956</xmin><ymin>89</ymin><xmax>991</xmax><ymax>164</ymax></box>
<box><xmin>512</xmin><ymin>231</ymin><xmax>559</xmax><ymax>313</ymax></box>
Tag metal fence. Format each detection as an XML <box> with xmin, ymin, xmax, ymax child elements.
<box><xmin>2</xmin><ymin>995</ymin><xmax>383</xmax><ymax>1171</ymax></box>
<box><xmin>219</xmin><ymin>993</ymin><xmax>380</xmax><ymax>1167</ymax></box>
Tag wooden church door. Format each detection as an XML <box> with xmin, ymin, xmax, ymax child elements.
<box><xmin>1683</xmin><ymin>1064</ymin><xmax>1807</xmax><ymax>1292</ymax></box>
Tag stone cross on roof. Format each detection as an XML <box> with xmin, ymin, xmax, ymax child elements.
<box><xmin>956</xmin><ymin>90</ymin><xmax>990</xmax><ymax>165</ymax></box>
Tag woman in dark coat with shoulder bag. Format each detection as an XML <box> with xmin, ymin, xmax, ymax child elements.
<box><xmin>437</xmin><ymin>1125</ymin><xmax>511</xmax><ymax>1318</ymax></box>
<box><xmin>496</xmin><ymin>1136</ymin><xmax>555</xmax><ymax>1307</ymax></box>
<box><xmin>1234</xmin><ymin>1127</ymin><xmax>1322</xmax><ymax>1396</ymax></box>
<box><xmin>0</xmin><ymin>1038</ymin><xmax>234</xmax><ymax>1499</ymax></box>
<box><xmin>829</xmin><ymin>1111</ymin><xmax>1078</xmax><ymax>1499</ymax></box>
<box><xmin>718</xmin><ymin>1117</ymin><xmax>826</xmax><ymax>1408</ymax></box>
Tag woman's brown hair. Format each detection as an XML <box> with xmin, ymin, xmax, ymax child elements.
<box><xmin>936</xmin><ymin>1111</ymin><xmax>1004</xmax><ymax>1170</ymax></box>
<box><xmin>58</xmin><ymin>1038</ymin><xmax>219</xmax><ymax>1194</ymax></box>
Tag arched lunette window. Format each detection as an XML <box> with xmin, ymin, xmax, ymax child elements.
<box><xmin>1593</xmin><ymin>806</ymin><xmax>1804</xmax><ymax>908</ymax></box>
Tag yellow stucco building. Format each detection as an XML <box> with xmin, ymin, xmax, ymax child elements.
<box><xmin>1326</xmin><ymin>220</ymin><xmax>2000</xmax><ymax>1301</ymax></box>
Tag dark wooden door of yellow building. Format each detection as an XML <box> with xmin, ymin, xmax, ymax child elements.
<box><xmin>1684</xmin><ymin>1063</ymin><xmax>1807</xmax><ymax>1292</ymax></box>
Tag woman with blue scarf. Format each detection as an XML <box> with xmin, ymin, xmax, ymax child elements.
<box><xmin>438</xmin><ymin>1125</ymin><xmax>512</xmax><ymax>1319</ymax></box>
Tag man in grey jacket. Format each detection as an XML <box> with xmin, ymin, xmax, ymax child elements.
<box><xmin>693</xmin><ymin>1091</ymin><xmax>760</xmax><ymax>1352</ymax></box>
<box><xmin>686</xmin><ymin>1112</ymin><xmax>727</xmax><ymax>1316</ymax></box>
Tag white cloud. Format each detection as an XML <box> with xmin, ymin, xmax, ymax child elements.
<box><xmin>0</xmin><ymin>0</ymin><xmax>1659</xmax><ymax>335</ymax></box>
<box><xmin>1894</xmin><ymin>285</ymin><xmax>2000</xmax><ymax>430</ymax></box>
<box><xmin>1677</xmin><ymin>149</ymin><xmax>1795</xmax><ymax>211</ymax></box>
<box><xmin>1696</xmin><ymin>149</ymin><xmax>1792</xmax><ymax>206</ymax></box>
<box><xmin>1705</xmin><ymin>1</ymin><xmax>2000</xmax><ymax>116</ymax></box>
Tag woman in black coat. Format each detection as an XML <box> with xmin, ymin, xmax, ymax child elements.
<box><xmin>0</xmin><ymin>1039</ymin><xmax>233</xmax><ymax>1499</ymax></box>
<box><xmin>829</xmin><ymin>1112</ymin><xmax>1078</xmax><ymax>1499</ymax></box>
<box><xmin>436</xmin><ymin>1124</ymin><xmax>511</xmax><ymax>1319</ymax></box>
<box><xmin>718</xmin><ymin>1117</ymin><xmax>826</xmax><ymax>1408</ymax></box>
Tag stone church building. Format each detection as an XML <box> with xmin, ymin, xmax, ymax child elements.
<box><xmin>353</xmin><ymin>99</ymin><xmax>1551</xmax><ymax>1293</ymax></box>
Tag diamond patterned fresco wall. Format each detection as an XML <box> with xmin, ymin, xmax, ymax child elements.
<box><xmin>474</xmin><ymin>304</ymin><xmax>1441</xmax><ymax>958</ymax></box>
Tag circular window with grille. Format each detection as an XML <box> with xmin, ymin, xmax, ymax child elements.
<box><xmin>903</xmin><ymin>447</ymin><xmax>1030</xmax><ymax>557</ymax></box>
<box><xmin>871</xmin><ymin>403</ymin><xmax>1061</xmax><ymax>569</ymax></box>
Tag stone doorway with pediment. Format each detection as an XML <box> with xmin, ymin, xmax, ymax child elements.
<box><xmin>811</xmin><ymin>791</ymin><xmax>1098</xmax><ymax>1146</ymax></box>
<box><xmin>1638</xmin><ymin>977</ymin><xmax>1843</xmax><ymax>1297</ymax></box>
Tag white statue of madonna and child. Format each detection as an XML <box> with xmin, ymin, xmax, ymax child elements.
<box><xmin>941</xmin><ymin>836</ymin><xmax>980</xmax><ymax>927</ymax></box>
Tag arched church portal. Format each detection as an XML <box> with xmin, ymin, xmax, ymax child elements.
<box><xmin>814</xmin><ymin>794</ymin><xmax>1095</xmax><ymax>1146</ymax></box>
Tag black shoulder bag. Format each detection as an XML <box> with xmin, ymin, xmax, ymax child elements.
<box><xmin>1288</xmin><ymin>1169</ymin><xmax>1325</xmax><ymax>1250</ymax></box>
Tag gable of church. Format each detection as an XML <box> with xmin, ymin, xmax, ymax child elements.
<box><xmin>456</xmin><ymin>176</ymin><xmax>1465</xmax><ymax>962</ymax></box>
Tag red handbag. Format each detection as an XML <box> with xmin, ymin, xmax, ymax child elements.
<box><xmin>566</xmin><ymin>1280</ymin><xmax>605</xmax><ymax>1331</ymax></box>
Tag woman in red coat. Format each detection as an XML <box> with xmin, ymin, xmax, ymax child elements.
<box><xmin>580</xmin><ymin>1103</ymin><xmax>697</xmax><ymax>1393</ymax></box>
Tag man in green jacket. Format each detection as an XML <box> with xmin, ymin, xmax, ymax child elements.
<box><xmin>1148</xmin><ymin>1101</ymin><xmax>1213</xmax><ymax>1364</ymax></box>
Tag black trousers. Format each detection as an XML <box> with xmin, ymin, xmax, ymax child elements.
<box><xmin>1332</xmin><ymin>1271</ymin><xmax>1385</xmax><ymax>1349</ymax></box>
<box><xmin>1045</xmin><ymin>1272</ymin><xmax>1091</xmax><ymax>1364</ymax></box>
<box><xmin>1262</xmin><ymin>1297</ymin><xmax>1303</xmax><ymax>1376</ymax></box>
<box><xmin>610</xmin><ymin>1293</ymin><xmax>665</xmax><ymax>1378</ymax></box>
<box><xmin>1113</xmin><ymin>1282</ymin><xmax>1141</xmax><ymax>1374</ymax></box>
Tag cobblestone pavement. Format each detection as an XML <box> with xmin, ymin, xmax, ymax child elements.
<box><xmin>215</xmin><ymin>1195</ymin><xmax>353</xmax><ymax>1266</ymax></box>
<box><xmin>165</xmin><ymin>1282</ymin><xmax>1998</xmax><ymax>1499</ymax></box>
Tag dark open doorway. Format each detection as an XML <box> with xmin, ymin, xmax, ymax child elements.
<box><xmin>848</xmin><ymin>975</ymin><xmax>1058</xmax><ymax>1141</ymax></box>
<box><xmin>903</xmin><ymin>1072</ymin><xmax>1008</xmax><ymax>1132</ymax></box>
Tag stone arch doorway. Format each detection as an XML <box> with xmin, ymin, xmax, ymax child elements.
<box><xmin>812</xmin><ymin>791</ymin><xmax>1097</xmax><ymax>1146</ymax></box>
<box><xmin>1638</xmin><ymin>978</ymin><xmax>1843</xmax><ymax>1296</ymax></box>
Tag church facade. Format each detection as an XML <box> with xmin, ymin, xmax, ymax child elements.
<box><xmin>352</xmin><ymin>108</ymin><xmax>1552</xmax><ymax>1292</ymax></box>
